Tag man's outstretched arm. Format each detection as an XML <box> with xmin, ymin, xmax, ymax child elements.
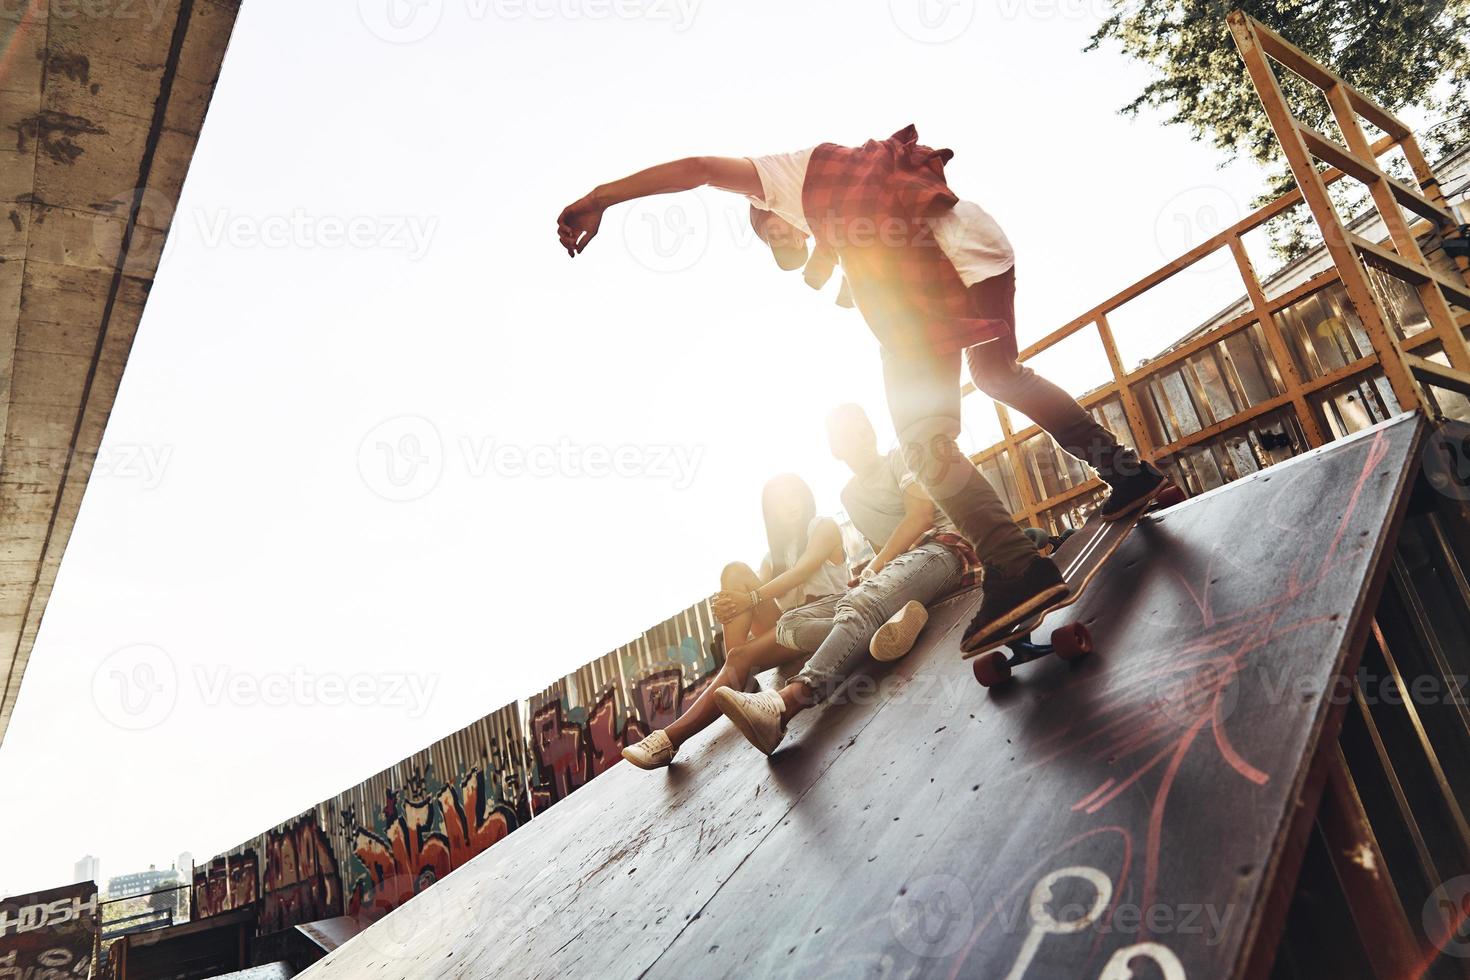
<box><xmin>557</xmin><ymin>156</ymin><xmax>760</xmax><ymax>256</ymax></box>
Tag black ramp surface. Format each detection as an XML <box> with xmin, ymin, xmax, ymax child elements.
<box><xmin>300</xmin><ymin>414</ymin><xmax>1425</xmax><ymax>980</ymax></box>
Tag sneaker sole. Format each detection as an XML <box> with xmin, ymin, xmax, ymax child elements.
<box><xmin>714</xmin><ymin>688</ymin><xmax>781</xmax><ymax>756</ymax></box>
<box><xmin>960</xmin><ymin>582</ymin><xmax>1070</xmax><ymax>654</ymax></box>
<box><xmin>870</xmin><ymin>600</ymin><xmax>928</xmax><ymax>662</ymax></box>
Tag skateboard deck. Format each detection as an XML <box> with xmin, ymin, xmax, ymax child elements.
<box><xmin>965</xmin><ymin>484</ymin><xmax>1186</xmax><ymax>687</ymax></box>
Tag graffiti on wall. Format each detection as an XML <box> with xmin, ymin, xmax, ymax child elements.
<box><xmin>193</xmin><ymin>850</ymin><xmax>259</xmax><ymax>921</ymax></box>
<box><xmin>193</xmin><ymin>704</ymin><xmax>529</xmax><ymax>932</ymax></box>
<box><xmin>342</xmin><ymin>760</ymin><xmax>520</xmax><ymax>921</ymax></box>
<box><xmin>194</xmin><ymin>598</ymin><xmax>726</xmax><ymax>936</ymax></box>
<box><xmin>0</xmin><ymin>882</ymin><xmax>97</xmax><ymax>979</ymax></box>
<box><xmin>260</xmin><ymin>812</ymin><xmax>342</xmax><ymax>933</ymax></box>
<box><xmin>527</xmin><ymin>602</ymin><xmax>724</xmax><ymax>811</ymax></box>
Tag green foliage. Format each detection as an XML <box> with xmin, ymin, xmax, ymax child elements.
<box><xmin>1088</xmin><ymin>1</ymin><xmax>1470</xmax><ymax>255</ymax></box>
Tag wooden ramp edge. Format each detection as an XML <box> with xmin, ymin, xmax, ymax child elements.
<box><xmin>300</xmin><ymin>413</ymin><xmax>1427</xmax><ymax>980</ymax></box>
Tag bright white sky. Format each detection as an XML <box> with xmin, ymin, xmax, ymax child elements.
<box><xmin>0</xmin><ymin>0</ymin><xmax>1289</xmax><ymax>896</ymax></box>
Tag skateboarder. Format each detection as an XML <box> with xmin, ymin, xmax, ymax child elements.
<box><xmin>557</xmin><ymin>125</ymin><xmax>1167</xmax><ymax>650</ymax></box>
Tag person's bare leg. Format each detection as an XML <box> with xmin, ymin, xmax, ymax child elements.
<box><xmin>719</xmin><ymin>562</ymin><xmax>782</xmax><ymax>647</ymax></box>
<box><xmin>664</xmin><ymin>630</ymin><xmax>801</xmax><ymax>750</ymax></box>
<box><xmin>776</xmin><ymin>679</ymin><xmax>818</xmax><ymax>724</ymax></box>
<box><xmin>624</xmin><ymin>563</ymin><xmax>797</xmax><ymax>770</ymax></box>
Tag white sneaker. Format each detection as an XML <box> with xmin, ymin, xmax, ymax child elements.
<box><xmin>870</xmin><ymin>600</ymin><xmax>929</xmax><ymax>662</ymax></box>
<box><xmin>622</xmin><ymin>730</ymin><xmax>675</xmax><ymax>770</ymax></box>
<box><xmin>714</xmin><ymin>688</ymin><xmax>787</xmax><ymax>756</ymax></box>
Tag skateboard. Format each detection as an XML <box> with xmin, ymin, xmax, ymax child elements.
<box><xmin>967</xmin><ymin>484</ymin><xmax>1187</xmax><ymax>688</ymax></box>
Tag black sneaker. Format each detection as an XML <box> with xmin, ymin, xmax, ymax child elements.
<box><xmin>960</xmin><ymin>556</ymin><xmax>1068</xmax><ymax>652</ymax></box>
<box><xmin>1098</xmin><ymin>455</ymin><xmax>1170</xmax><ymax>523</ymax></box>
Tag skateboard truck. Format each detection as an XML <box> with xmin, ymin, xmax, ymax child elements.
<box><xmin>972</xmin><ymin>622</ymin><xmax>1093</xmax><ymax>687</ymax></box>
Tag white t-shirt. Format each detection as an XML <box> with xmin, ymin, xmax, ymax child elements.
<box><xmin>762</xmin><ymin>515</ymin><xmax>850</xmax><ymax>612</ymax></box>
<box><xmin>746</xmin><ymin>148</ymin><xmax>1016</xmax><ymax>286</ymax></box>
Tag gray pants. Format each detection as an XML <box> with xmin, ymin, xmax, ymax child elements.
<box><xmin>883</xmin><ymin>270</ymin><xmax>1124</xmax><ymax>576</ymax></box>
<box><xmin>775</xmin><ymin>542</ymin><xmax>963</xmax><ymax>701</ymax></box>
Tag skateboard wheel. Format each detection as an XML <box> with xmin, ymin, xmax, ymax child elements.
<box><xmin>1051</xmin><ymin>623</ymin><xmax>1093</xmax><ymax>661</ymax></box>
<box><xmin>973</xmin><ymin>650</ymin><xmax>1011</xmax><ymax>687</ymax></box>
<box><xmin>1155</xmin><ymin>485</ymin><xmax>1187</xmax><ymax>509</ymax></box>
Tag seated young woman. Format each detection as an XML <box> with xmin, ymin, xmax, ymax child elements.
<box><xmin>622</xmin><ymin>473</ymin><xmax>847</xmax><ymax>769</ymax></box>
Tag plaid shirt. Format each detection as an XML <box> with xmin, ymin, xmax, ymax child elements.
<box><xmin>923</xmin><ymin>530</ymin><xmax>983</xmax><ymax>592</ymax></box>
<box><xmin>800</xmin><ymin>125</ymin><xmax>1013</xmax><ymax>355</ymax></box>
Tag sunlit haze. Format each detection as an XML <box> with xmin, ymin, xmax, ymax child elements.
<box><xmin>0</xmin><ymin>0</ymin><xmax>1289</xmax><ymax>895</ymax></box>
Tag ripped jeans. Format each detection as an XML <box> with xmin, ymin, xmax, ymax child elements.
<box><xmin>775</xmin><ymin>542</ymin><xmax>962</xmax><ymax>702</ymax></box>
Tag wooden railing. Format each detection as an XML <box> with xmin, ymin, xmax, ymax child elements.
<box><xmin>966</xmin><ymin>13</ymin><xmax>1470</xmax><ymax>534</ymax></box>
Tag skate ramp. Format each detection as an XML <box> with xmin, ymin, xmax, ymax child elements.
<box><xmin>299</xmin><ymin>413</ymin><xmax>1425</xmax><ymax>980</ymax></box>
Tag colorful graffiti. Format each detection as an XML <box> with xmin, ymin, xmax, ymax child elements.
<box><xmin>0</xmin><ymin>882</ymin><xmax>98</xmax><ymax>979</ymax></box>
<box><xmin>193</xmin><ymin>598</ymin><xmax>725</xmax><ymax>938</ymax></box>
<box><xmin>193</xmin><ymin>851</ymin><xmax>259</xmax><ymax>920</ymax></box>
<box><xmin>260</xmin><ymin>812</ymin><xmax>341</xmax><ymax>933</ymax></box>
<box><xmin>341</xmin><ymin>763</ymin><xmax>518</xmax><ymax>920</ymax></box>
<box><xmin>525</xmin><ymin>601</ymin><xmax>725</xmax><ymax>811</ymax></box>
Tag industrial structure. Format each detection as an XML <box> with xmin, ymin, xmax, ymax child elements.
<box><xmin>0</xmin><ymin>0</ymin><xmax>242</xmax><ymax>743</ymax></box>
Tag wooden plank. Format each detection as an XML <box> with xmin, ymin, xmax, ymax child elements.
<box><xmin>1343</xmin><ymin>88</ymin><xmax>1414</xmax><ymax>144</ymax></box>
<box><xmin>1351</xmin><ymin>234</ymin><xmax>1470</xmax><ymax>310</ymax></box>
<box><xmin>298</xmin><ymin>414</ymin><xmax>1426</xmax><ymax>980</ymax></box>
<box><xmin>1406</xmin><ymin>355</ymin><xmax>1470</xmax><ymax>400</ymax></box>
<box><xmin>1096</xmin><ymin>313</ymin><xmax>1155</xmax><ymax>457</ymax></box>
<box><xmin>1297</xmin><ymin>125</ymin><xmax>1378</xmax><ymax>184</ymax></box>
<box><xmin>1244</xmin><ymin>15</ymin><xmax>1412</xmax><ymax>140</ymax></box>
<box><xmin>1229</xmin><ymin>11</ymin><xmax>1422</xmax><ymax>409</ymax></box>
<box><xmin>1229</xmin><ymin>234</ymin><xmax>1325</xmax><ymax>446</ymax></box>
<box><xmin>1387</xmin><ymin>175</ymin><xmax>1459</xmax><ymax>228</ymax></box>
<box><xmin>1326</xmin><ymin>83</ymin><xmax>1470</xmax><ymax>374</ymax></box>
<box><xmin>1013</xmin><ymin>134</ymin><xmax>1397</xmax><ymax>365</ymax></box>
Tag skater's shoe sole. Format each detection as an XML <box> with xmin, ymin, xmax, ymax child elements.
<box><xmin>870</xmin><ymin>600</ymin><xmax>928</xmax><ymax>662</ymax></box>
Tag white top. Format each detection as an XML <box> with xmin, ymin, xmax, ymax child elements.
<box><xmin>764</xmin><ymin>516</ymin><xmax>850</xmax><ymax>612</ymax></box>
<box><xmin>745</xmin><ymin>147</ymin><xmax>1016</xmax><ymax>286</ymax></box>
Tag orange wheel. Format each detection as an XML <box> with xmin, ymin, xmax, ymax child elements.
<box><xmin>1051</xmin><ymin>623</ymin><xmax>1093</xmax><ymax>661</ymax></box>
<box><xmin>973</xmin><ymin>650</ymin><xmax>1011</xmax><ymax>687</ymax></box>
<box><xmin>1155</xmin><ymin>485</ymin><xmax>1187</xmax><ymax>509</ymax></box>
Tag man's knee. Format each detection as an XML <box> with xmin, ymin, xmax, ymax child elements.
<box><xmin>899</xmin><ymin>431</ymin><xmax>970</xmax><ymax>496</ymax></box>
<box><xmin>969</xmin><ymin>355</ymin><xmax>1024</xmax><ymax>396</ymax></box>
<box><xmin>834</xmin><ymin>591</ymin><xmax>887</xmax><ymax>633</ymax></box>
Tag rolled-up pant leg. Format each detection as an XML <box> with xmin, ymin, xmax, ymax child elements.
<box><xmin>774</xmin><ymin>594</ymin><xmax>842</xmax><ymax>654</ymax></box>
<box><xmin>772</xmin><ymin>594</ymin><xmax>841</xmax><ymax>687</ymax></box>
<box><xmin>794</xmin><ymin>543</ymin><xmax>962</xmax><ymax>701</ymax></box>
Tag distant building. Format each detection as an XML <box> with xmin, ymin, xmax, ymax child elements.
<box><xmin>107</xmin><ymin>865</ymin><xmax>181</xmax><ymax>901</ymax></box>
<box><xmin>74</xmin><ymin>855</ymin><xmax>100</xmax><ymax>885</ymax></box>
<box><xmin>177</xmin><ymin>853</ymin><xmax>194</xmax><ymax>881</ymax></box>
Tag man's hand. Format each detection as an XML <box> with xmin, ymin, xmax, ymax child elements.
<box><xmin>848</xmin><ymin>557</ymin><xmax>885</xmax><ymax>588</ymax></box>
<box><xmin>557</xmin><ymin>194</ymin><xmax>604</xmax><ymax>256</ymax></box>
<box><xmin>711</xmin><ymin>589</ymin><xmax>756</xmax><ymax>624</ymax></box>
